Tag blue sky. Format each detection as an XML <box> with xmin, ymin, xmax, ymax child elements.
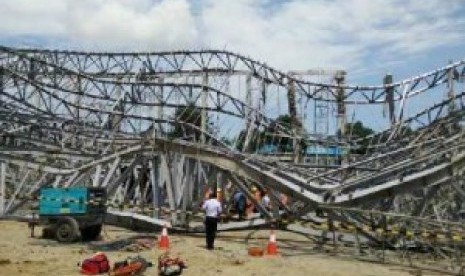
<box><xmin>1</xmin><ymin>0</ymin><xmax>464</xmax><ymax>133</ymax></box>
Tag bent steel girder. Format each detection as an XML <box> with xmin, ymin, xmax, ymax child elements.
<box><xmin>1</xmin><ymin>120</ymin><xmax>464</xmax><ymax>209</ymax></box>
<box><xmin>303</xmin><ymin>94</ymin><xmax>465</xmax><ymax>186</ymax></box>
<box><xmin>2</xmin><ymin>47</ymin><xmax>465</xmax><ymax>275</ymax></box>
<box><xmin>0</xmin><ymin>53</ymin><xmax>300</xmax><ymax>143</ymax></box>
<box><xmin>326</xmin><ymin>131</ymin><xmax>465</xmax><ymax>235</ymax></box>
<box><xmin>0</xmin><ymin>105</ymin><xmax>332</xmax><ymax>186</ymax></box>
<box><xmin>3</xmin><ymin>85</ymin><xmax>455</xmax><ymax>188</ymax></box>
<box><xmin>2</xmin><ymin>45</ymin><xmax>465</xmax><ymax>104</ymax></box>
<box><xmin>0</xmin><ymin>124</ymin><xmax>329</xmax><ymax>200</ymax></box>
<box><xmin>0</xmin><ymin>76</ymin><xmax>463</xmax><ymax>165</ymax></box>
<box><xmin>307</xmin><ymin>110</ymin><xmax>465</xmax><ymax>190</ymax></box>
<box><xmin>337</xmin><ymin>127</ymin><xmax>464</xmax><ymax>194</ymax></box>
<box><xmin>357</xmin><ymin>91</ymin><xmax>465</xmax><ymax>149</ymax></box>
<box><xmin>1</xmin><ymin>85</ymin><xmax>462</xmax><ymax>191</ymax></box>
<box><xmin>2</xmin><ymin>102</ymin><xmax>326</xmax><ymax>223</ymax></box>
<box><xmin>0</xmin><ymin>103</ymin><xmax>339</xmax><ymax>192</ymax></box>
<box><xmin>2</xmin><ymin>45</ymin><xmax>465</xmax><ymax>252</ymax></box>
<box><xmin>4</xmin><ymin>47</ymin><xmax>464</xmax><ymax>156</ymax></box>
<box><xmin>1</xmin><ymin>105</ymin><xmax>465</xmax><ymax>247</ymax></box>
<box><xmin>246</xmin><ymin>92</ymin><xmax>465</xmax><ymax>190</ymax></box>
<box><xmin>0</xmin><ymin>137</ymin><xmax>325</xmax><ymax>223</ymax></box>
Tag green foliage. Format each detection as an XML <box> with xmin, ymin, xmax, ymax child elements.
<box><xmin>272</xmin><ymin>115</ymin><xmax>293</xmax><ymax>130</ymax></box>
<box><xmin>236</xmin><ymin>115</ymin><xmax>302</xmax><ymax>153</ymax></box>
<box><xmin>345</xmin><ymin>121</ymin><xmax>375</xmax><ymax>154</ymax></box>
<box><xmin>169</xmin><ymin>105</ymin><xmax>209</xmax><ymax>140</ymax></box>
<box><xmin>399</xmin><ymin>125</ymin><xmax>413</xmax><ymax>136</ymax></box>
<box><xmin>220</xmin><ymin>137</ymin><xmax>234</xmax><ymax>146</ymax></box>
<box><xmin>346</xmin><ymin>121</ymin><xmax>374</xmax><ymax>138</ymax></box>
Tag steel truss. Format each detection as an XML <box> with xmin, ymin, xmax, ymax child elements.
<box><xmin>1</xmin><ymin>46</ymin><xmax>465</xmax><ymax>274</ymax></box>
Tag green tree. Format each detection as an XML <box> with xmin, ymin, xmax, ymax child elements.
<box><xmin>346</xmin><ymin>121</ymin><xmax>374</xmax><ymax>138</ymax></box>
<box><xmin>220</xmin><ymin>136</ymin><xmax>234</xmax><ymax>146</ymax></box>
<box><xmin>236</xmin><ymin>115</ymin><xmax>303</xmax><ymax>153</ymax></box>
<box><xmin>266</xmin><ymin>115</ymin><xmax>301</xmax><ymax>152</ymax></box>
<box><xmin>169</xmin><ymin>105</ymin><xmax>210</xmax><ymax>141</ymax></box>
<box><xmin>345</xmin><ymin>121</ymin><xmax>375</xmax><ymax>154</ymax></box>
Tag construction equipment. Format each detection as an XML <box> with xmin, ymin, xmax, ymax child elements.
<box><xmin>39</xmin><ymin>187</ymin><xmax>107</xmax><ymax>242</ymax></box>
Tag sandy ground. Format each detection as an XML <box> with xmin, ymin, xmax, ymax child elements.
<box><xmin>0</xmin><ymin>220</ymin><xmax>430</xmax><ymax>276</ymax></box>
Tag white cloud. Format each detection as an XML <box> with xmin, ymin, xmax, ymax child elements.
<box><xmin>0</xmin><ymin>0</ymin><xmax>198</xmax><ymax>50</ymax></box>
<box><xmin>65</xmin><ymin>0</ymin><xmax>198</xmax><ymax>50</ymax></box>
<box><xmin>199</xmin><ymin>0</ymin><xmax>464</xmax><ymax>72</ymax></box>
<box><xmin>0</xmin><ymin>0</ymin><xmax>68</xmax><ymax>36</ymax></box>
<box><xmin>0</xmin><ymin>0</ymin><xmax>463</xmax><ymax>74</ymax></box>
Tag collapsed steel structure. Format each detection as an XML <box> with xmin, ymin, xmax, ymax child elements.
<box><xmin>1</xmin><ymin>46</ymin><xmax>465</xmax><ymax>273</ymax></box>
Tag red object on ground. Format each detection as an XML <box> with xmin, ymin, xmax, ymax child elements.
<box><xmin>158</xmin><ymin>224</ymin><xmax>170</xmax><ymax>249</ymax></box>
<box><xmin>110</xmin><ymin>262</ymin><xmax>143</xmax><ymax>276</ymax></box>
<box><xmin>80</xmin><ymin>252</ymin><xmax>110</xmax><ymax>275</ymax></box>
<box><xmin>248</xmin><ymin>246</ymin><xmax>264</xmax><ymax>257</ymax></box>
<box><xmin>266</xmin><ymin>230</ymin><xmax>278</xmax><ymax>255</ymax></box>
<box><xmin>158</xmin><ymin>253</ymin><xmax>187</xmax><ymax>276</ymax></box>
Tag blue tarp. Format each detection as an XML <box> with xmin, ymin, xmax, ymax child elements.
<box><xmin>257</xmin><ymin>144</ymin><xmax>345</xmax><ymax>156</ymax></box>
<box><xmin>257</xmin><ymin>144</ymin><xmax>279</xmax><ymax>154</ymax></box>
<box><xmin>305</xmin><ymin>146</ymin><xmax>345</xmax><ymax>156</ymax></box>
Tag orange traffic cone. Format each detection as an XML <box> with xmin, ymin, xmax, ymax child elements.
<box><xmin>266</xmin><ymin>230</ymin><xmax>278</xmax><ymax>255</ymax></box>
<box><xmin>158</xmin><ymin>224</ymin><xmax>170</xmax><ymax>250</ymax></box>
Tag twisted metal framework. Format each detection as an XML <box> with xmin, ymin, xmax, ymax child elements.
<box><xmin>1</xmin><ymin>46</ymin><xmax>465</xmax><ymax>274</ymax></box>
<box><xmin>8</xmin><ymin>46</ymin><xmax>465</xmax><ymax>104</ymax></box>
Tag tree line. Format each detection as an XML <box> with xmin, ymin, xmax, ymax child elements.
<box><xmin>169</xmin><ymin>105</ymin><xmax>388</xmax><ymax>154</ymax></box>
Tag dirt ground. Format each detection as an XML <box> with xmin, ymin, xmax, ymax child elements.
<box><xmin>0</xmin><ymin>220</ymin><xmax>431</xmax><ymax>276</ymax></box>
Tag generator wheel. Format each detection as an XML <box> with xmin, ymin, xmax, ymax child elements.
<box><xmin>81</xmin><ymin>224</ymin><xmax>102</xmax><ymax>241</ymax></box>
<box><xmin>55</xmin><ymin>217</ymin><xmax>80</xmax><ymax>242</ymax></box>
<box><xmin>42</xmin><ymin>226</ymin><xmax>55</xmax><ymax>239</ymax></box>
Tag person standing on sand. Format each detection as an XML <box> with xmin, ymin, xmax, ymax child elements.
<box><xmin>233</xmin><ymin>190</ymin><xmax>246</xmax><ymax>220</ymax></box>
<box><xmin>201</xmin><ymin>192</ymin><xmax>222</xmax><ymax>250</ymax></box>
<box><xmin>261</xmin><ymin>190</ymin><xmax>271</xmax><ymax>211</ymax></box>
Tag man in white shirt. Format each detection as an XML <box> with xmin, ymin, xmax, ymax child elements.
<box><xmin>201</xmin><ymin>192</ymin><xmax>222</xmax><ymax>250</ymax></box>
<box><xmin>261</xmin><ymin>193</ymin><xmax>271</xmax><ymax>210</ymax></box>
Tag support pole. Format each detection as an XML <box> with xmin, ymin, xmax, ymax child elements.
<box><xmin>52</xmin><ymin>175</ymin><xmax>63</xmax><ymax>188</ymax></box>
<box><xmin>156</xmin><ymin>77</ymin><xmax>164</xmax><ymax>134</ymax></box>
<box><xmin>150</xmin><ymin>157</ymin><xmax>160</xmax><ymax>218</ymax></box>
<box><xmin>110</xmin><ymin>76</ymin><xmax>124</xmax><ymax>131</ymax></box>
<box><xmin>0</xmin><ymin>162</ymin><xmax>5</xmax><ymax>216</ymax></box>
<box><xmin>447</xmin><ymin>60</ymin><xmax>456</xmax><ymax>113</ymax></box>
<box><xmin>76</xmin><ymin>75</ymin><xmax>82</xmax><ymax>121</ymax></box>
<box><xmin>5</xmin><ymin>170</ymin><xmax>30</xmax><ymax>213</ymax></box>
<box><xmin>173</xmin><ymin>154</ymin><xmax>184</xmax><ymax>207</ymax></box>
<box><xmin>0</xmin><ymin>66</ymin><xmax>3</xmax><ymax>104</ymax></box>
<box><xmin>93</xmin><ymin>165</ymin><xmax>102</xmax><ymax>187</ymax></box>
<box><xmin>335</xmin><ymin>71</ymin><xmax>346</xmax><ymax>138</ymax></box>
<box><xmin>287</xmin><ymin>77</ymin><xmax>303</xmax><ymax>164</ymax></box>
<box><xmin>101</xmin><ymin>157</ymin><xmax>121</xmax><ymax>188</ymax></box>
<box><xmin>243</xmin><ymin>74</ymin><xmax>254</xmax><ymax>152</ymax></box>
<box><xmin>201</xmin><ymin>71</ymin><xmax>208</xmax><ymax>144</ymax></box>
<box><xmin>384</xmin><ymin>74</ymin><xmax>396</xmax><ymax>126</ymax></box>
<box><xmin>181</xmin><ymin>157</ymin><xmax>192</xmax><ymax>226</ymax></box>
<box><xmin>195</xmin><ymin>159</ymin><xmax>204</xmax><ymax>204</ymax></box>
<box><xmin>161</xmin><ymin>154</ymin><xmax>177</xmax><ymax>224</ymax></box>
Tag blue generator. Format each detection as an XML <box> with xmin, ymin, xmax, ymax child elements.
<box><xmin>39</xmin><ymin>187</ymin><xmax>107</xmax><ymax>242</ymax></box>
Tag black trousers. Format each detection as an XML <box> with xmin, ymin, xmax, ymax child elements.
<box><xmin>205</xmin><ymin>216</ymin><xmax>218</xmax><ymax>249</ymax></box>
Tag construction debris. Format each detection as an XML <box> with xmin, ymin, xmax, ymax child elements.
<box><xmin>88</xmin><ymin>237</ymin><xmax>156</xmax><ymax>252</ymax></box>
